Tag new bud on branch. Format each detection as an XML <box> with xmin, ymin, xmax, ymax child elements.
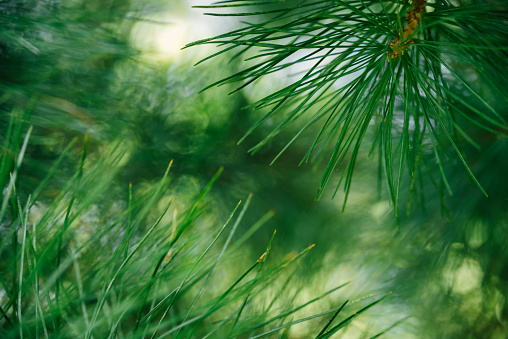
<box><xmin>388</xmin><ymin>0</ymin><xmax>426</xmax><ymax>60</ymax></box>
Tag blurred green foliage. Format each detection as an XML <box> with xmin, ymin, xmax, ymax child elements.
<box><xmin>1</xmin><ymin>0</ymin><xmax>508</xmax><ymax>338</ymax></box>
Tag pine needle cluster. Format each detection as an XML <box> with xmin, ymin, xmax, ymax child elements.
<box><xmin>187</xmin><ymin>0</ymin><xmax>508</xmax><ymax>216</ymax></box>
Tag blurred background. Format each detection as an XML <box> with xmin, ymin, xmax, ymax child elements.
<box><xmin>1</xmin><ymin>0</ymin><xmax>507</xmax><ymax>337</ymax></box>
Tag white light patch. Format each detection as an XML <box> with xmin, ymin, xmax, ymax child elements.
<box><xmin>154</xmin><ymin>20</ymin><xmax>187</xmax><ymax>56</ymax></box>
<box><xmin>130</xmin><ymin>14</ymin><xmax>188</xmax><ymax>61</ymax></box>
<box><xmin>452</xmin><ymin>258</ymin><xmax>484</xmax><ymax>295</ymax></box>
<box><xmin>128</xmin><ymin>7</ymin><xmax>240</xmax><ymax>64</ymax></box>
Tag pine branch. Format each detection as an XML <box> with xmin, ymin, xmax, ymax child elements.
<box><xmin>189</xmin><ymin>0</ymin><xmax>508</xmax><ymax>215</ymax></box>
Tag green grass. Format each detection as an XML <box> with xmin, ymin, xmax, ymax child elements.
<box><xmin>0</xmin><ymin>122</ymin><xmax>394</xmax><ymax>338</ymax></box>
